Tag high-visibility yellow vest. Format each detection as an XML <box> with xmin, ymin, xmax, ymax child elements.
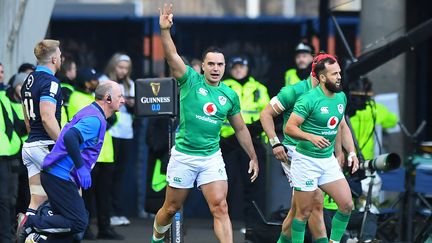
<box><xmin>61</xmin><ymin>83</ymin><xmax>74</xmax><ymax>93</ymax></box>
<box><xmin>0</xmin><ymin>91</ymin><xmax>21</xmax><ymax>156</ymax></box>
<box><xmin>221</xmin><ymin>76</ymin><xmax>269</xmax><ymax>138</ymax></box>
<box><xmin>284</xmin><ymin>69</ymin><xmax>301</xmax><ymax>86</ymax></box>
<box><xmin>67</xmin><ymin>90</ymin><xmax>115</xmax><ymax>163</ymax></box>
<box><xmin>349</xmin><ymin>101</ymin><xmax>397</xmax><ymax>160</ymax></box>
<box><xmin>60</xmin><ymin>83</ymin><xmax>74</xmax><ymax>127</ymax></box>
<box><xmin>11</xmin><ymin>101</ymin><xmax>28</xmax><ymax>142</ymax></box>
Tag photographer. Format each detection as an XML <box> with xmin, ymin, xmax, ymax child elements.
<box><xmin>221</xmin><ymin>56</ymin><xmax>269</xmax><ymax>229</ymax></box>
<box><xmin>347</xmin><ymin>77</ymin><xmax>398</xmax><ymax>161</ymax></box>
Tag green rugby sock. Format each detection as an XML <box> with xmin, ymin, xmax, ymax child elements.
<box><xmin>315</xmin><ymin>237</ymin><xmax>329</xmax><ymax>243</ymax></box>
<box><xmin>277</xmin><ymin>232</ymin><xmax>292</xmax><ymax>243</ymax></box>
<box><xmin>291</xmin><ymin>218</ymin><xmax>307</xmax><ymax>243</ymax></box>
<box><xmin>330</xmin><ymin>210</ymin><xmax>351</xmax><ymax>242</ymax></box>
<box><xmin>151</xmin><ymin>235</ymin><xmax>164</xmax><ymax>243</ymax></box>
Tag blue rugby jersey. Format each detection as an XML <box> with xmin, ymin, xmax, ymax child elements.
<box><xmin>21</xmin><ymin>66</ymin><xmax>62</xmax><ymax>142</ymax></box>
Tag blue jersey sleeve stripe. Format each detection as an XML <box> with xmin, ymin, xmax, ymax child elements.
<box><xmin>40</xmin><ymin>96</ymin><xmax>57</xmax><ymax>104</ymax></box>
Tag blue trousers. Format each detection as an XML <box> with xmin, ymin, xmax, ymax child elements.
<box><xmin>26</xmin><ymin>172</ymin><xmax>88</xmax><ymax>243</ymax></box>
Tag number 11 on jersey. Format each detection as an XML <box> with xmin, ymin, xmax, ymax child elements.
<box><xmin>23</xmin><ymin>98</ymin><xmax>36</xmax><ymax>120</ymax></box>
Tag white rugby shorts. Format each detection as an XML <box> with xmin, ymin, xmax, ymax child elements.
<box><xmin>291</xmin><ymin>150</ymin><xmax>344</xmax><ymax>191</ymax></box>
<box><xmin>166</xmin><ymin>146</ymin><xmax>228</xmax><ymax>189</ymax></box>
<box><xmin>280</xmin><ymin>145</ymin><xmax>296</xmax><ymax>187</ymax></box>
<box><xmin>22</xmin><ymin>140</ymin><xmax>54</xmax><ymax>178</ymax></box>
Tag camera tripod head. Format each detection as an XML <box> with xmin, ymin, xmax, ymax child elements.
<box><xmin>399</xmin><ymin>120</ymin><xmax>427</xmax><ymax>154</ymax></box>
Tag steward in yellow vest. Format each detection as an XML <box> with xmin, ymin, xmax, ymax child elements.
<box><xmin>220</xmin><ymin>56</ymin><xmax>269</xmax><ymax>227</ymax></box>
<box><xmin>6</xmin><ymin>72</ymin><xmax>34</xmax><ymax>217</ymax></box>
<box><xmin>221</xmin><ymin>57</ymin><xmax>269</xmax><ymax>138</ymax></box>
<box><xmin>284</xmin><ymin>42</ymin><xmax>314</xmax><ymax>86</ymax></box>
<box><xmin>6</xmin><ymin>73</ymin><xmax>29</xmax><ymax>142</ymax></box>
<box><xmin>348</xmin><ymin>94</ymin><xmax>398</xmax><ymax>161</ymax></box>
<box><xmin>0</xmin><ymin>70</ymin><xmax>22</xmax><ymax>241</ymax></box>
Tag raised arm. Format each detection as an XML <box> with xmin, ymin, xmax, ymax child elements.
<box><xmin>228</xmin><ymin>113</ymin><xmax>259</xmax><ymax>182</ymax></box>
<box><xmin>159</xmin><ymin>4</ymin><xmax>187</xmax><ymax>80</ymax></box>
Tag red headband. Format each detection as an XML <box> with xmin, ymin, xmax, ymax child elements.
<box><xmin>311</xmin><ymin>53</ymin><xmax>337</xmax><ymax>78</ymax></box>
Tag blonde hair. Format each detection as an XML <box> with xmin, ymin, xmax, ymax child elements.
<box><xmin>34</xmin><ymin>39</ymin><xmax>60</xmax><ymax>64</ymax></box>
<box><xmin>104</xmin><ymin>53</ymin><xmax>132</xmax><ymax>94</ymax></box>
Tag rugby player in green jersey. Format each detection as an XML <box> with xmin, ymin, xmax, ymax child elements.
<box><xmin>260</xmin><ymin>55</ymin><xmax>327</xmax><ymax>243</ymax></box>
<box><xmin>151</xmin><ymin>4</ymin><xmax>259</xmax><ymax>243</ymax></box>
<box><xmin>285</xmin><ymin>54</ymin><xmax>359</xmax><ymax>243</ymax></box>
<box><xmin>261</xmin><ymin>54</ymin><xmax>349</xmax><ymax>243</ymax></box>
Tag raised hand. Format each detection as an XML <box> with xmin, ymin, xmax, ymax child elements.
<box><xmin>159</xmin><ymin>3</ymin><xmax>173</xmax><ymax>30</ymax></box>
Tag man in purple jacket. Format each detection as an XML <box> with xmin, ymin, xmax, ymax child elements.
<box><xmin>16</xmin><ymin>80</ymin><xmax>124</xmax><ymax>243</ymax></box>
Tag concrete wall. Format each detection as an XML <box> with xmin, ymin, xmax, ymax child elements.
<box><xmin>0</xmin><ymin>0</ymin><xmax>55</xmax><ymax>83</ymax></box>
<box><xmin>360</xmin><ymin>0</ymin><xmax>406</xmax><ymax>157</ymax></box>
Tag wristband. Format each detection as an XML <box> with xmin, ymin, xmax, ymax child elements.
<box><xmin>269</xmin><ymin>136</ymin><xmax>281</xmax><ymax>146</ymax></box>
<box><xmin>272</xmin><ymin>143</ymin><xmax>288</xmax><ymax>153</ymax></box>
<box><xmin>348</xmin><ymin>152</ymin><xmax>357</xmax><ymax>162</ymax></box>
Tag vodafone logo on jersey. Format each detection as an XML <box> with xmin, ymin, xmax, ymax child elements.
<box><xmin>203</xmin><ymin>102</ymin><xmax>217</xmax><ymax>116</ymax></box>
<box><xmin>327</xmin><ymin>116</ymin><xmax>339</xmax><ymax>129</ymax></box>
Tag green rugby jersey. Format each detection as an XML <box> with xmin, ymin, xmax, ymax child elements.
<box><xmin>175</xmin><ymin>66</ymin><xmax>241</xmax><ymax>156</ymax></box>
<box><xmin>276</xmin><ymin>77</ymin><xmax>313</xmax><ymax>146</ymax></box>
<box><xmin>293</xmin><ymin>85</ymin><xmax>347</xmax><ymax>158</ymax></box>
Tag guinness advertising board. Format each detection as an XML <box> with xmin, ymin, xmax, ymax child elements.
<box><xmin>135</xmin><ymin>78</ymin><xmax>178</xmax><ymax>117</ymax></box>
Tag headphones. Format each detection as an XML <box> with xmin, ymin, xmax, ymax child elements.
<box><xmin>106</xmin><ymin>94</ymin><xmax>112</xmax><ymax>103</ymax></box>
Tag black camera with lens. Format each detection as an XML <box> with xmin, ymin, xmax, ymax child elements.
<box><xmin>359</xmin><ymin>152</ymin><xmax>401</xmax><ymax>172</ymax></box>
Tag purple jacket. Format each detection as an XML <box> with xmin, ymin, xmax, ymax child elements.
<box><xmin>43</xmin><ymin>102</ymin><xmax>107</xmax><ymax>183</ymax></box>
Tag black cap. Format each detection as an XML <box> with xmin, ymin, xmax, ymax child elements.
<box><xmin>229</xmin><ymin>56</ymin><xmax>248</xmax><ymax>68</ymax></box>
<box><xmin>295</xmin><ymin>42</ymin><xmax>314</xmax><ymax>55</ymax></box>
<box><xmin>76</xmin><ymin>68</ymin><xmax>99</xmax><ymax>83</ymax></box>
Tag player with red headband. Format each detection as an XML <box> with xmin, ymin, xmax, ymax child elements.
<box><xmin>284</xmin><ymin>53</ymin><xmax>359</xmax><ymax>243</ymax></box>
<box><xmin>261</xmin><ymin>53</ymin><xmax>342</xmax><ymax>243</ymax></box>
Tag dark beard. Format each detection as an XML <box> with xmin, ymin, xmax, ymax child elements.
<box><xmin>296</xmin><ymin>65</ymin><xmax>312</xmax><ymax>80</ymax></box>
<box><xmin>325</xmin><ymin>81</ymin><xmax>343</xmax><ymax>93</ymax></box>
